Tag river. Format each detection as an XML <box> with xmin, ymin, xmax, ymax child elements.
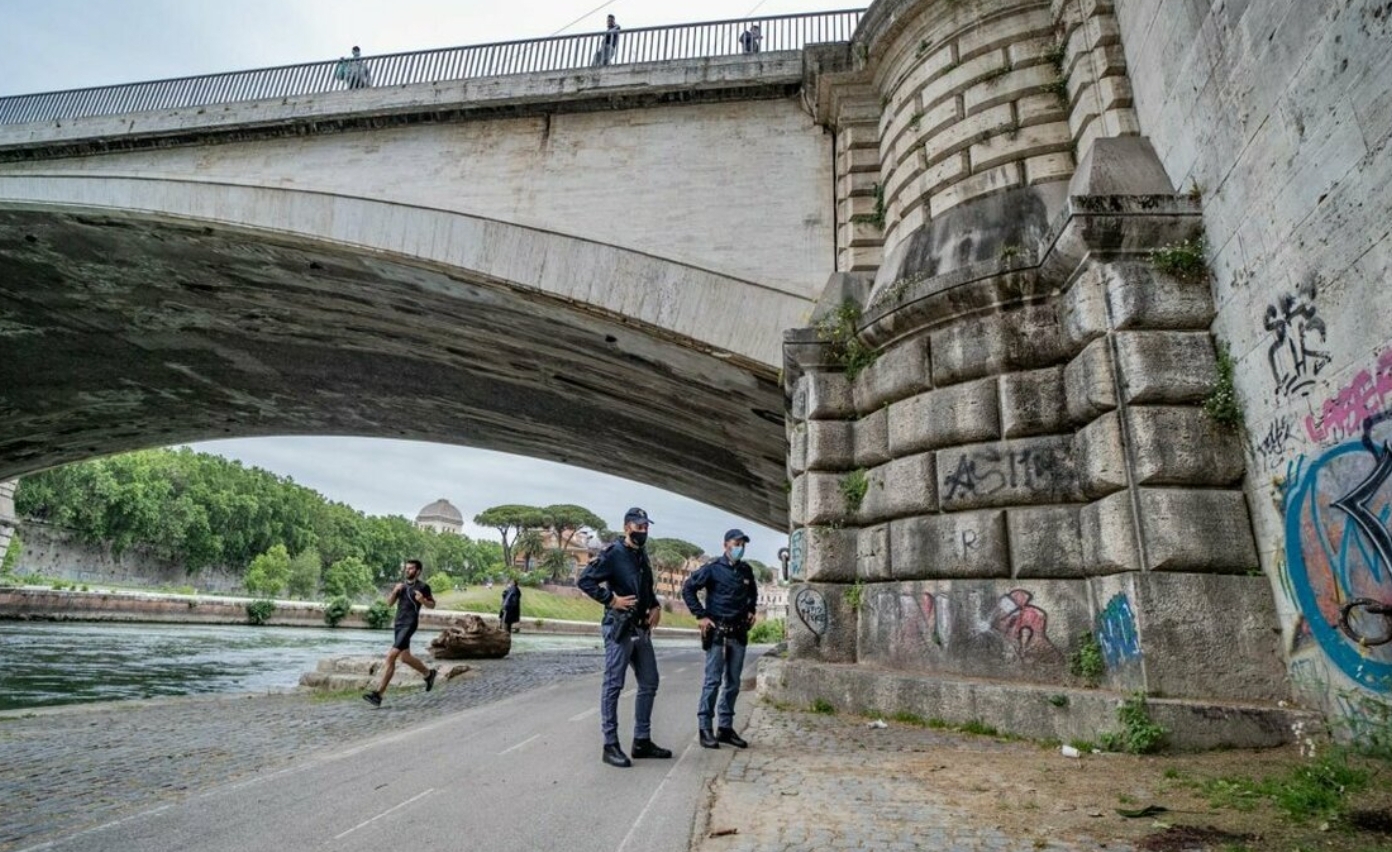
<box><xmin>0</xmin><ymin>622</ymin><xmax>635</xmax><ymax>712</ymax></box>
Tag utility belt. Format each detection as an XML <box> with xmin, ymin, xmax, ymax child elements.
<box><xmin>702</xmin><ymin>618</ymin><xmax>749</xmax><ymax>651</ymax></box>
<box><xmin>608</xmin><ymin>606</ymin><xmax>650</xmax><ymax>641</ymax></box>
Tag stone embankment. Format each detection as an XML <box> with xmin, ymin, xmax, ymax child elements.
<box><xmin>0</xmin><ymin>586</ymin><xmax>696</xmax><ymax>638</ymax></box>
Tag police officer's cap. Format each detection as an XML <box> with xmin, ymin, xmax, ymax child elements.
<box><xmin>623</xmin><ymin>507</ymin><xmax>654</xmax><ymax>525</ymax></box>
<box><xmin>724</xmin><ymin>528</ymin><xmax>750</xmax><ymax>544</ymax></box>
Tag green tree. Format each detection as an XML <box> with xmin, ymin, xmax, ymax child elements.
<box><xmin>516</xmin><ymin>529</ymin><xmax>545</xmax><ymax>572</ymax></box>
<box><xmin>244</xmin><ymin>544</ymin><xmax>292</xmax><ymax>598</ymax></box>
<box><xmin>1</xmin><ymin>530</ymin><xmax>21</xmax><ymax>575</ymax></box>
<box><xmin>746</xmin><ymin>559</ymin><xmax>774</xmax><ymax>584</ymax></box>
<box><xmin>539</xmin><ymin>548</ymin><xmax>571</xmax><ymax>582</ymax></box>
<box><xmin>286</xmin><ymin>547</ymin><xmax>322</xmax><ymax>599</ymax></box>
<box><xmin>323</xmin><ymin>556</ymin><xmax>374</xmax><ymax>599</ymax></box>
<box><xmin>474</xmin><ymin>504</ymin><xmax>545</xmax><ymax>571</ymax></box>
<box><xmin>540</xmin><ymin>503</ymin><xmax>604</xmax><ymax>581</ymax></box>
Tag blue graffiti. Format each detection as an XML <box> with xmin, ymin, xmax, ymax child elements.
<box><xmin>788</xmin><ymin>528</ymin><xmax>805</xmax><ymax>580</ymax></box>
<box><xmin>1097</xmin><ymin>593</ymin><xmax>1141</xmax><ymax>669</ymax></box>
<box><xmin>1285</xmin><ymin>441</ymin><xmax>1392</xmax><ymax>692</ymax></box>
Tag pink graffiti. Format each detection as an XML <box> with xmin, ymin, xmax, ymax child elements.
<box><xmin>1305</xmin><ymin>349</ymin><xmax>1392</xmax><ymax>443</ymax></box>
<box><xmin>990</xmin><ymin>589</ymin><xmax>1061</xmax><ymax>662</ymax></box>
<box><xmin>896</xmin><ymin>592</ymin><xmax>941</xmax><ymax>648</ymax></box>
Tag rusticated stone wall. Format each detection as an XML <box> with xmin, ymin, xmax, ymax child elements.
<box><xmin>780</xmin><ymin>0</ymin><xmax>1298</xmax><ymax>747</ymax></box>
<box><xmin>1112</xmin><ymin>0</ymin><xmax>1392</xmax><ymax>736</ymax></box>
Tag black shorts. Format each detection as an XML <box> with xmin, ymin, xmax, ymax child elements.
<box><xmin>392</xmin><ymin>623</ymin><xmax>418</xmax><ymax>651</ymax></box>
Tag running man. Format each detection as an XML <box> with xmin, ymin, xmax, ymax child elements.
<box><xmin>363</xmin><ymin>559</ymin><xmax>438</xmax><ymax>707</ymax></box>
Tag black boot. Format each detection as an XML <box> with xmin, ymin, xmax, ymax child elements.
<box><xmin>699</xmin><ymin>729</ymin><xmax>720</xmax><ymax>749</ymax></box>
<box><xmin>717</xmin><ymin>727</ymin><xmax>749</xmax><ymax>749</ymax></box>
<box><xmin>602</xmin><ymin>743</ymin><xmax>632</xmax><ymax>768</ymax></box>
<box><xmin>631</xmin><ymin>738</ymin><xmax>673</xmax><ymax>759</ymax></box>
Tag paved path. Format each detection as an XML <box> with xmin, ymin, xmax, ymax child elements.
<box><xmin>695</xmin><ymin>704</ymin><xmax>1138</xmax><ymax>852</ymax></box>
<box><xmin>0</xmin><ymin>646</ymin><xmax>742</xmax><ymax>852</ymax></box>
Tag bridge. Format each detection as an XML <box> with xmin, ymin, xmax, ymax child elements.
<box><xmin>0</xmin><ymin>11</ymin><xmax>862</xmax><ymax>529</ymax></box>
<box><xmin>3</xmin><ymin>0</ymin><xmax>1391</xmax><ymax>750</ymax></box>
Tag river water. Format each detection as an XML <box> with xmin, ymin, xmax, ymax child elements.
<box><xmin>0</xmin><ymin>622</ymin><xmax>622</xmax><ymax>712</ymax></box>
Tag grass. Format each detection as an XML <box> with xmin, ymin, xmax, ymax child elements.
<box><xmin>434</xmin><ymin>586</ymin><xmax>699</xmax><ymax>629</ymax></box>
<box><xmin>1197</xmin><ymin>749</ymin><xmax>1373</xmax><ymax>825</ymax></box>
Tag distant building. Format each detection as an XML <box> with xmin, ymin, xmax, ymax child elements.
<box><xmin>760</xmin><ymin>583</ymin><xmax>789</xmax><ymax>621</ymax></box>
<box><xmin>654</xmin><ymin>555</ymin><xmax>699</xmax><ymax>605</ymax></box>
<box><xmin>513</xmin><ymin>527</ymin><xmax>594</xmax><ymax>577</ymax></box>
<box><xmin>415</xmin><ymin>498</ymin><xmax>464</xmax><ymax>535</ymax></box>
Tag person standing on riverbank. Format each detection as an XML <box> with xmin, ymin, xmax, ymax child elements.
<box><xmin>682</xmin><ymin>529</ymin><xmax>758</xmax><ymax>749</ymax></box>
<box><xmin>363</xmin><ymin>559</ymin><xmax>437</xmax><ymax>707</ymax></box>
<box><xmin>577</xmin><ymin>507</ymin><xmax>671</xmax><ymax>768</ymax></box>
<box><xmin>500</xmin><ymin>579</ymin><xmax>522</xmax><ymax>633</ymax></box>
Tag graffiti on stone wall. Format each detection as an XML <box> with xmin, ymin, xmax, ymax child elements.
<box><xmin>1253</xmin><ymin>414</ymin><xmax>1299</xmax><ymax>472</ymax></box>
<box><xmin>1264</xmin><ymin>280</ymin><xmax>1330</xmax><ymax>398</ymax></box>
<box><xmin>898</xmin><ymin>590</ymin><xmax>943</xmax><ymax>649</ymax></box>
<box><xmin>787</xmin><ymin>528</ymin><xmax>805</xmax><ymax>580</ymax></box>
<box><xmin>1283</xmin><ymin>416</ymin><xmax>1392</xmax><ymax>693</ymax></box>
<box><xmin>989</xmin><ymin>589</ymin><xmax>1063</xmax><ymax>663</ymax></box>
<box><xmin>1097</xmin><ymin>593</ymin><xmax>1142</xmax><ymax>668</ymax></box>
<box><xmin>1304</xmin><ymin>349</ymin><xmax>1392</xmax><ymax>444</ymax></box>
<box><xmin>794</xmin><ymin>586</ymin><xmax>828</xmax><ymax>637</ymax></box>
<box><xmin>942</xmin><ymin>444</ymin><xmax>1077</xmax><ymax>502</ymax></box>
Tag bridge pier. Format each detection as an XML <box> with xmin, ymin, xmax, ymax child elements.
<box><xmin>772</xmin><ymin>0</ymin><xmax>1309</xmax><ymax>748</ymax></box>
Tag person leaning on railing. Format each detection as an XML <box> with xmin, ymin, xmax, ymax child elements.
<box><xmin>334</xmin><ymin>45</ymin><xmax>372</xmax><ymax>89</ymax></box>
<box><xmin>740</xmin><ymin>23</ymin><xmax>762</xmax><ymax>54</ymax></box>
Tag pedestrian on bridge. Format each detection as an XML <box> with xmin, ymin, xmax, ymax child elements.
<box><xmin>594</xmin><ymin>15</ymin><xmax>621</xmax><ymax>66</ymax></box>
<box><xmin>682</xmin><ymin>530</ymin><xmax>758</xmax><ymax>749</ymax></box>
<box><xmin>577</xmin><ymin>507</ymin><xmax>672</xmax><ymax>768</ymax></box>
<box><xmin>334</xmin><ymin>46</ymin><xmax>372</xmax><ymax>89</ymax></box>
<box><xmin>740</xmin><ymin>23</ymin><xmax>762</xmax><ymax>54</ymax></box>
<box><xmin>363</xmin><ymin>559</ymin><xmax>438</xmax><ymax>707</ymax></box>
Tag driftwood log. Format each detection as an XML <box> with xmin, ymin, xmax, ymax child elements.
<box><xmin>428</xmin><ymin>614</ymin><xmax>512</xmax><ymax>659</ymax></box>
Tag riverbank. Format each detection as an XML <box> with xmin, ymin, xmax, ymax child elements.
<box><xmin>0</xmin><ymin>586</ymin><xmax>698</xmax><ymax>638</ymax></box>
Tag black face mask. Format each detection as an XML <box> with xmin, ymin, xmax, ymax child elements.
<box><xmin>629</xmin><ymin>531</ymin><xmax>648</xmax><ymax>547</ymax></box>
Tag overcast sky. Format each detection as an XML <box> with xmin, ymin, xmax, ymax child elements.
<box><xmin>0</xmin><ymin>0</ymin><xmax>851</xmax><ymax>564</ymax></box>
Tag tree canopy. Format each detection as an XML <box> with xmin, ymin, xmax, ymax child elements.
<box><xmin>15</xmin><ymin>448</ymin><xmax>505</xmax><ymax>590</ymax></box>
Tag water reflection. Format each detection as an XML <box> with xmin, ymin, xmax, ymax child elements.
<box><xmin>0</xmin><ymin>622</ymin><xmax>624</xmax><ymax>711</ymax></box>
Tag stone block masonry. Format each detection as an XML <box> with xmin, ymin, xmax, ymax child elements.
<box><xmin>783</xmin><ymin>0</ymin><xmax>1297</xmax><ymax>745</ymax></box>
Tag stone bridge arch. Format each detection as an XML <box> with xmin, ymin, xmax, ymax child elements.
<box><xmin>0</xmin><ymin>176</ymin><xmax>808</xmax><ymax>527</ymax></box>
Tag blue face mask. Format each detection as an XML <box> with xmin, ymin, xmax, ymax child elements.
<box><xmin>729</xmin><ymin>545</ymin><xmax>745</xmax><ymax>561</ymax></box>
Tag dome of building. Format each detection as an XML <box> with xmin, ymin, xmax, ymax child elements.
<box><xmin>415</xmin><ymin>498</ymin><xmax>464</xmax><ymax>534</ymax></box>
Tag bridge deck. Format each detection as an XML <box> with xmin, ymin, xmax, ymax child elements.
<box><xmin>0</xmin><ymin>10</ymin><xmax>863</xmax><ymax>126</ymax></box>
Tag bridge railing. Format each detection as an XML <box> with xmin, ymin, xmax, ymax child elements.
<box><xmin>0</xmin><ymin>10</ymin><xmax>864</xmax><ymax>127</ymax></box>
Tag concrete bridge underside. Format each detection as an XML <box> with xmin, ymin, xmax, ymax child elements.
<box><xmin>0</xmin><ymin>204</ymin><xmax>791</xmax><ymax>527</ymax></box>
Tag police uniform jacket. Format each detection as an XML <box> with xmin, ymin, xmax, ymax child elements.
<box><xmin>682</xmin><ymin>555</ymin><xmax>757</xmax><ymax>624</ymax></box>
<box><xmin>578</xmin><ymin>541</ymin><xmax>657</xmax><ymax>625</ymax></box>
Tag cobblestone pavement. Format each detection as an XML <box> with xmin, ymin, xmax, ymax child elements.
<box><xmin>0</xmin><ymin>649</ymin><xmax>605</xmax><ymax>851</ymax></box>
<box><xmin>695</xmin><ymin>705</ymin><xmax>1139</xmax><ymax>852</ymax></box>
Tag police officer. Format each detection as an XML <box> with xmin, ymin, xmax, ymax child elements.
<box><xmin>577</xmin><ymin>507</ymin><xmax>672</xmax><ymax>768</ymax></box>
<box><xmin>682</xmin><ymin>529</ymin><xmax>758</xmax><ymax>749</ymax></box>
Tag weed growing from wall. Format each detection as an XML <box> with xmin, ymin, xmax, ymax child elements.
<box><xmin>1</xmin><ymin>531</ymin><xmax>20</xmax><ymax>575</ymax></box>
<box><xmin>844</xmin><ymin>579</ymin><xmax>864</xmax><ymax>610</ymax></box>
<box><xmin>365</xmin><ymin>600</ymin><xmax>392</xmax><ymax>629</ymax></box>
<box><xmin>840</xmin><ymin>468</ymin><xmax>869</xmax><ymax>512</ymax></box>
<box><xmin>849</xmin><ymin>182</ymin><xmax>886</xmax><ymax>230</ymax></box>
<box><xmin>324</xmin><ymin>596</ymin><xmax>352</xmax><ymax>627</ymax></box>
<box><xmin>1150</xmin><ymin>237</ymin><xmax>1209</xmax><ymax>281</ymax></box>
<box><xmin>1204</xmin><ymin>342</ymin><xmax>1245</xmax><ymax>430</ymax></box>
<box><xmin>1069</xmin><ymin>631</ymin><xmax>1106</xmax><ymax>687</ymax></box>
<box><xmin>1100</xmin><ymin>692</ymin><xmax>1167</xmax><ymax>754</ymax></box>
<box><xmin>810</xmin><ymin>697</ymin><xmax>836</xmax><ymax>714</ymax></box>
<box><xmin>245</xmin><ymin>599</ymin><xmax>276</xmax><ymax>626</ymax></box>
<box><xmin>815</xmin><ymin>300</ymin><xmax>878</xmax><ymax>380</ymax></box>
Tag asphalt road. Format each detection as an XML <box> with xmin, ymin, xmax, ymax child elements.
<box><xmin>19</xmin><ymin>645</ymin><xmax>752</xmax><ymax>852</ymax></box>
